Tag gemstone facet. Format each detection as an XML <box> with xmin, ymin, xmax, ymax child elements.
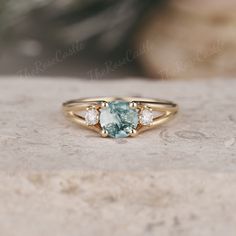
<box><xmin>99</xmin><ymin>101</ymin><xmax>138</xmax><ymax>138</ymax></box>
<box><xmin>85</xmin><ymin>108</ymin><xmax>99</xmax><ymax>125</ymax></box>
<box><xmin>140</xmin><ymin>108</ymin><xmax>153</xmax><ymax>125</ymax></box>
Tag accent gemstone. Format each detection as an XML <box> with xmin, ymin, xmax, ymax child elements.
<box><xmin>99</xmin><ymin>101</ymin><xmax>138</xmax><ymax>138</ymax></box>
<box><xmin>140</xmin><ymin>108</ymin><xmax>153</xmax><ymax>125</ymax></box>
<box><xmin>85</xmin><ymin>108</ymin><xmax>99</xmax><ymax>125</ymax></box>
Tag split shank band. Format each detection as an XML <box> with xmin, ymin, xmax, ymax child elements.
<box><xmin>62</xmin><ymin>97</ymin><xmax>178</xmax><ymax>138</ymax></box>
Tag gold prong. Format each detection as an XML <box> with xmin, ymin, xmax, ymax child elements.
<box><xmin>101</xmin><ymin>129</ymin><xmax>108</xmax><ymax>137</ymax></box>
<box><xmin>129</xmin><ymin>129</ymin><xmax>137</xmax><ymax>137</ymax></box>
<box><xmin>101</xmin><ymin>101</ymin><xmax>109</xmax><ymax>108</ymax></box>
<box><xmin>129</xmin><ymin>102</ymin><xmax>137</xmax><ymax>109</ymax></box>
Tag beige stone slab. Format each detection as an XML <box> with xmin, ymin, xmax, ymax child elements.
<box><xmin>0</xmin><ymin>77</ymin><xmax>235</xmax><ymax>172</ymax></box>
<box><xmin>0</xmin><ymin>170</ymin><xmax>236</xmax><ymax>236</ymax></box>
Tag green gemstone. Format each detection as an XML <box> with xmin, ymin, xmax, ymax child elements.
<box><xmin>99</xmin><ymin>101</ymin><xmax>138</xmax><ymax>138</ymax></box>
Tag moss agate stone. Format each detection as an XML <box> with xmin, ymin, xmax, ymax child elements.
<box><xmin>99</xmin><ymin>101</ymin><xmax>138</xmax><ymax>138</ymax></box>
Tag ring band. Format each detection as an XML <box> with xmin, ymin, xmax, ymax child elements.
<box><xmin>62</xmin><ymin>97</ymin><xmax>178</xmax><ymax>138</ymax></box>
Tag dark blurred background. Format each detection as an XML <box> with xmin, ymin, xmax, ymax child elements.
<box><xmin>0</xmin><ymin>0</ymin><xmax>235</xmax><ymax>80</ymax></box>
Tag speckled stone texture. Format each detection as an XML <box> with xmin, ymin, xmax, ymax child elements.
<box><xmin>100</xmin><ymin>101</ymin><xmax>139</xmax><ymax>138</ymax></box>
<box><xmin>0</xmin><ymin>78</ymin><xmax>236</xmax><ymax>236</ymax></box>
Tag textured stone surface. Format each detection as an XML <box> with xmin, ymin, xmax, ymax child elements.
<box><xmin>0</xmin><ymin>77</ymin><xmax>236</xmax><ymax>235</ymax></box>
<box><xmin>0</xmin><ymin>170</ymin><xmax>236</xmax><ymax>236</ymax></box>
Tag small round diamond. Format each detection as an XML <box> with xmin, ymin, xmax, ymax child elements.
<box><xmin>140</xmin><ymin>108</ymin><xmax>153</xmax><ymax>125</ymax></box>
<box><xmin>85</xmin><ymin>108</ymin><xmax>99</xmax><ymax>125</ymax></box>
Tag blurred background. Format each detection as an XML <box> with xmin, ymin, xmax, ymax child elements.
<box><xmin>0</xmin><ymin>0</ymin><xmax>235</xmax><ymax>80</ymax></box>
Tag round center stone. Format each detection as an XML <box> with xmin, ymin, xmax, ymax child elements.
<box><xmin>99</xmin><ymin>101</ymin><xmax>139</xmax><ymax>138</ymax></box>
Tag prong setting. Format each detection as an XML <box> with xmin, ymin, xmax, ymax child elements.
<box><xmin>129</xmin><ymin>129</ymin><xmax>137</xmax><ymax>137</ymax></box>
<box><xmin>129</xmin><ymin>101</ymin><xmax>138</xmax><ymax>109</ymax></box>
<box><xmin>101</xmin><ymin>129</ymin><xmax>108</xmax><ymax>137</ymax></box>
<box><xmin>101</xmin><ymin>101</ymin><xmax>109</xmax><ymax>108</ymax></box>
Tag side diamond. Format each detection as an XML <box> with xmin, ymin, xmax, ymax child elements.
<box><xmin>85</xmin><ymin>108</ymin><xmax>99</xmax><ymax>125</ymax></box>
<box><xmin>140</xmin><ymin>108</ymin><xmax>153</xmax><ymax>125</ymax></box>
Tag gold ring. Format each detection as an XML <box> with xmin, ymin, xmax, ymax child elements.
<box><xmin>62</xmin><ymin>97</ymin><xmax>178</xmax><ymax>138</ymax></box>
